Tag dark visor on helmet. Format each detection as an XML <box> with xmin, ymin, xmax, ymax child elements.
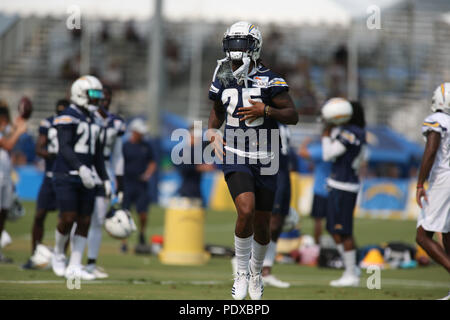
<box><xmin>87</xmin><ymin>89</ymin><xmax>104</xmax><ymax>100</ymax></box>
<box><xmin>223</xmin><ymin>36</ymin><xmax>257</xmax><ymax>52</ymax></box>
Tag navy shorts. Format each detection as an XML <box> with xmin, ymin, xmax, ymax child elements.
<box><xmin>123</xmin><ymin>180</ymin><xmax>150</xmax><ymax>214</ymax></box>
<box><xmin>52</xmin><ymin>175</ymin><xmax>96</xmax><ymax>215</ymax></box>
<box><xmin>223</xmin><ymin>163</ymin><xmax>277</xmax><ymax>212</ymax></box>
<box><xmin>311</xmin><ymin>194</ymin><xmax>328</xmax><ymax>219</ymax></box>
<box><xmin>272</xmin><ymin>169</ymin><xmax>291</xmax><ymax>216</ymax></box>
<box><xmin>36</xmin><ymin>176</ymin><xmax>57</xmax><ymax>211</ymax></box>
<box><xmin>326</xmin><ymin>188</ymin><xmax>357</xmax><ymax>235</ymax></box>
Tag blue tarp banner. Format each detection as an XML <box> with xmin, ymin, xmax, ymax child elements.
<box><xmin>359</xmin><ymin>178</ymin><xmax>410</xmax><ymax>211</ymax></box>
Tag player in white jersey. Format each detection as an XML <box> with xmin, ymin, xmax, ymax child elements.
<box><xmin>0</xmin><ymin>103</ymin><xmax>28</xmax><ymax>263</ymax></box>
<box><xmin>415</xmin><ymin>83</ymin><xmax>450</xmax><ymax>300</ymax></box>
<box><xmin>85</xmin><ymin>86</ymin><xmax>125</xmax><ymax>278</ymax></box>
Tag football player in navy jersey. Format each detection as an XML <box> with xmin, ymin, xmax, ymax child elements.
<box><xmin>22</xmin><ymin>99</ymin><xmax>69</xmax><ymax>270</ymax></box>
<box><xmin>207</xmin><ymin>21</ymin><xmax>298</xmax><ymax>300</ymax></box>
<box><xmin>84</xmin><ymin>85</ymin><xmax>126</xmax><ymax>278</ymax></box>
<box><xmin>261</xmin><ymin>122</ymin><xmax>293</xmax><ymax>288</ymax></box>
<box><xmin>321</xmin><ymin>99</ymin><xmax>366</xmax><ymax>287</ymax></box>
<box><xmin>51</xmin><ymin>75</ymin><xmax>109</xmax><ymax>280</ymax></box>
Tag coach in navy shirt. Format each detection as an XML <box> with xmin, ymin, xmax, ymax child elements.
<box><xmin>122</xmin><ymin>118</ymin><xmax>156</xmax><ymax>253</ymax></box>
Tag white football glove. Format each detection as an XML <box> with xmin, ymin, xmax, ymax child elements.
<box><xmin>117</xmin><ymin>191</ymin><xmax>124</xmax><ymax>204</ymax></box>
<box><xmin>79</xmin><ymin>165</ymin><xmax>96</xmax><ymax>189</ymax></box>
<box><xmin>104</xmin><ymin>180</ymin><xmax>112</xmax><ymax>198</ymax></box>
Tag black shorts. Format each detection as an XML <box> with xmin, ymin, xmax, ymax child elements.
<box><xmin>326</xmin><ymin>188</ymin><xmax>357</xmax><ymax>235</ymax></box>
<box><xmin>36</xmin><ymin>176</ymin><xmax>57</xmax><ymax>211</ymax></box>
<box><xmin>224</xmin><ymin>170</ymin><xmax>276</xmax><ymax>212</ymax></box>
<box><xmin>272</xmin><ymin>169</ymin><xmax>290</xmax><ymax>216</ymax></box>
<box><xmin>52</xmin><ymin>174</ymin><xmax>96</xmax><ymax>215</ymax></box>
<box><xmin>311</xmin><ymin>194</ymin><xmax>328</xmax><ymax>219</ymax></box>
<box><xmin>122</xmin><ymin>180</ymin><xmax>150</xmax><ymax>214</ymax></box>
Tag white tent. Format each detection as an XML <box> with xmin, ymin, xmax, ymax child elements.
<box><xmin>0</xmin><ymin>0</ymin><xmax>350</xmax><ymax>26</ymax></box>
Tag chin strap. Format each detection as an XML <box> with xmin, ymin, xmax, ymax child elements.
<box><xmin>233</xmin><ymin>56</ymin><xmax>251</xmax><ymax>88</ymax></box>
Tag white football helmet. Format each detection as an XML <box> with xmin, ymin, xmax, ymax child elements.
<box><xmin>321</xmin><ymin>98</ymin><xmax>353</xmax><ymax>125</ymax></box>
<box><xmin>104</xmin><ymin>208</ymin><xmax>137</xmax><ymax>239</ymax></box>
<box><xmin>70</xmin><ymin>75</ymin><xmax>104</xmax><ymax>111</ymax></box>
<box><xmin>221</xmin><ymin>21</ymin><xmax>263</xmax><ymax>86</ymax></box>
<box><xmin>431</xmin><ymin>82</ymin><xmax>450</xmax><ymax>114</ymax></box>
<box><xmin>223</xmin><ymin>21</ymin><xmax>262</xmax><ymax>62</ymax></box>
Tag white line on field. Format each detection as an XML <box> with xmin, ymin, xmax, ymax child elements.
<box><xmin>0</xmin><ymin>278</ymin><xmax>448</xmax><ymax>289</ymax></box>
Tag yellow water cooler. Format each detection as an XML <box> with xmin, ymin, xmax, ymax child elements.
<box><xmin>159</xmin><ymin>197</ymin><xmax>210</xmax><ymax>265</ymax></box>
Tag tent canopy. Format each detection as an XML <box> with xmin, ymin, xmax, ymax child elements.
<box><xmin>0</xmin><ymin>0</ymin><xmax>350</xmax><ymax>27</ymax></box>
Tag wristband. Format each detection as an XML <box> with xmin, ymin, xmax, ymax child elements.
<box><xmin>416</xmin><ymin>185</ymin><xmax>423</xmax><ymax>189</ymax></box>
<box><xmin>264</xmin><ymin>105</ymin><xmax>270</xmax><ymax>118</ymax></box>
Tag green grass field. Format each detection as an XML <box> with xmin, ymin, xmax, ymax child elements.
<box><xmin>0</xmin><ymin>202</ymin><xmax>448</xmax><ymax>300</ymax></box>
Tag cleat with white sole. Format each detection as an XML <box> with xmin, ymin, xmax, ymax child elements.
<box><xmin>51</xmin><ymin>253</ymin><xmax>66</xmax><ymax>277</ymax></box>
<box><xmin>231</xmin><ymin>272</ymin><xmax>249</xmax><ymax>300</ymax></box>
<box><xmin>330</xmin><ymin>273</ymin><xmax>360</xmax><ymax>287</ymax></box>
<box><xmin>262</xmin><ymin>274</ymin><xmax>290</xmax><ymax>288</ymax></box>
<box><xmin>438</xmin><ymin>291</ymin><xmax>450</xmax><ymax>300</ymax></box>
<box><xmin>248</xmin><ymin>272</ymin><xmax>264</xmax><ymax>300</ymax></box>
<box><xmin>65</xmin><ymin>264</ymin><xmax>96</xmax><ymax>281</ymax></box>
<box><xmin>85</xmin><ymin>264</ymin><xmax>109</xmax><ymax>279</ymax></box>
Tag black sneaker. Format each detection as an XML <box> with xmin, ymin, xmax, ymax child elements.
<box><xmin>134</xmin><ymin>243</ymin><xmax>152</xmax><ymax>255</ymax></box>
<box><xmin>120</xmin><ymin>243</ymin><xmax>128</xmax><ymax>254</ymax></box>
<box><xmin>21</xmin><ymin>258</ymin><xmax>37</xmax><ymax>270</ymax></box>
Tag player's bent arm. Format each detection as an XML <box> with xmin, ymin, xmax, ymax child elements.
<box><xmin>0</xmin><ymin>119</ymin><xmax>27</xmax><ymax>151</ymax></box>
<box><xmin>268</xmin><ymin>91</ymin><xmax>299</xmax><ymax>125</ymax></box>
<box><xmin>321</xmin><ymin>136</ymin><xmax>346</xmax><ymax>162</ymax></box>
<box><xmin>142</xmin><ymin>161</ymin><xmax>157</xmax><ymax>181</ymax></box>
<box><xmin>417</xmin><ymin>131</ymin><xmax>441</xmax><ymax>187</ymax></box>
<box><xmin>208</xmin><ymin>100</ymin><xmax>225</xmax><ymax>130</ymax></box>
<box><xmin>94</xmin><ymin>134</ymin><xmax>108</xmax><ymax>181</ymax></box>
<box><xmin>57</xmin><ymin>125</ymin><xmax>83</xmax><ymax>170</ymax></box>
<box><xmin>35</xmin><ymin>134</ymin><xmax>50</xmax><ymax>159</ymax></box>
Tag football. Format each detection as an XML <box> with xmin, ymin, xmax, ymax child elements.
<box><xmin>18</xmin><ymin>96</ymin><xmax>33</xmax><ymax>119</ymax></box>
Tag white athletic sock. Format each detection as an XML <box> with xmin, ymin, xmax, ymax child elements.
<box><xmin>262</xmin><ymin>240</ymin><xmax>277</xmax><ymax>268</ymax></box>
<box><xmin>87</xmin><ymin>225</ymin><xmax>102</xmax><ymax>261</ymax></box>
<box><xmin>87</xmin><ymin>197</ymin><xmax>107</xmax><ymax>260</ymax></box>
<box><xmin>250</xmin><ymin>238</ymin><xmax>269</xmax><ymax>274</ymax></box>
<box><xmin>69</xmin><ymin>235</ymin><xmax>87</xmax><ymax>267</ymax></box>
<box><xmin>343</xmin><ymin>249</ymin><xmax>356</xmax><ymax>276</ymax></box>
<box><xmin>234</xmin><ymin>234</ymin><xmax>253</xmax><ymax>274</ymax></box>
<box><xmin>54</xmin><ymin>229</ymin><xmax>69</xmax><ymax>255</ymax></box>
<box><xmin>336</xmin><ymin>243</ymin><xmax>344</xmax><ymax>258</ymax></box>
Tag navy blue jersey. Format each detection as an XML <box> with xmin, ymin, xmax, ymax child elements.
<box><xmin>328</xmin><ymin>124</ymin><xmax>366</xmax><ymax>187</ymax></box>
<box><xmin>52</xmin><ymin>104</ymin><xmax>103</xmax><ymax>175</ymax></box>
<box><xmin>38</xmin><ymin>115</ymin><xmax>58</xmax><ymax>173</ymax></box>
<box><xmin>98</xmin><ymin>113</ymin><xmax>126</xmax><ymax>160</ymax></box>
<box><xmin>123</xmin><ymin>140</ymin><xmax>154</xmax><ymax>180</ymax></box>
<box><xmin>209</xmin><ymin>64</ymin><xmax>288</xmax><ymax>160</ymax></box>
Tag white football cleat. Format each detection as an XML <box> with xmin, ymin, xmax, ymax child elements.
<box><xmin>231</xmin><ymin>272</ymin><xmax>249</xmax><ymax>300</ymax></box>
<box><xmin>85</xmin><ymin>264</ymin><xmax>109</xmax><ymax>279</ymax></box>
<box><xmin>330</xmin><ymin>273</ymin><xmax>360</xmax><ymax>287</ymax></box>
<box><xmin>51</xmin><ymin>253</ymin><xmax>66</xmax><ymax>277</ymax></box>
<box><xmin>65</xmin><ymin>264</ymin><xmax>96</xmax><ymax>281</ymax></box>
<box><xmin>262</xmin><ymin>274</ymin><xmax>290</xmax><ymax>288</ymax></box>
<box><xmin>248</xmin><ymin>272</ymin><xmax>264</xmax><ymax>300</ymax></box>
